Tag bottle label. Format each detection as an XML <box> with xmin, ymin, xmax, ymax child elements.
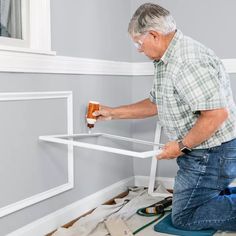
<box><xmin>87</xmin><ymin>101</ymin><xmax>100</xmax><ymax>120</ymax></box>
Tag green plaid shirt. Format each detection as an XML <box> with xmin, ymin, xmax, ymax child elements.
<box><xmin>149</xmin><ymin>30</ymin><xmax>236</xmax><ymax>149</ymax></box>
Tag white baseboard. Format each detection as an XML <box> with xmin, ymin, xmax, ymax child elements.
<box><xmin>6</xmin><ymin>177</ymin><xmax>134</xmax><ymax>236</ymax></box>
<box><xmin>134</xmin><ymin>175</ymin><xmax>175</xmax><ymax>190</ymax></box>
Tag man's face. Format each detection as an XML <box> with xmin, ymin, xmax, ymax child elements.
<box><xmin>132</xmin><ymin>31</ymin><xmax>163</xmax><ymax>60</ymax></box>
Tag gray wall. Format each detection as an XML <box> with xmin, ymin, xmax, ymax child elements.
<box><xmin>131</xmin><ymin>0</ymin><xmax>236</xmax><ymax>176</ymax></box>
<box><xmin>51</xmin><ymin>0</ymin><xmax>133</xmax><ymax>61</ymax></box>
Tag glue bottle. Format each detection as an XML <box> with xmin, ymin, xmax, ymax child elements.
<box><xmin>86</xmin><ymin>101</ymin><xmax>100</xmax><ymax>130</ymax></box>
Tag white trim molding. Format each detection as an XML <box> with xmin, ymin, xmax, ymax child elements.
<box><xmin>0</xmin><ymin>51</ymin><xmax>235</xmax><ymax>75</ymax></box>
<box><xmin>6</xmin><ymin>177</ymin><xmax>134</xmax><ymax>236</ymax></box>
<box><xmin>29</xmin><ymin>0</ymin><xmax>52</xmax><ymax>53</ymax></box>
<box><xmin>0</xmin><ymin>52</ymin><xmax>133</xmax><ymax>75</ymax></box>
<box><xmin>135</xmin><ymin>175</ymin><xmax>175</xmax><ymax>190</ymax></box>
<box><xmin>0</xmin><ymin>91</ymin><xmax>74</xmax><ymax>218</ymax></box>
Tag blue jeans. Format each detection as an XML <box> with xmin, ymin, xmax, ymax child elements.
<box><xmin>172</xmin><ymin>138</ymin><xmax>236</xmax><ymax>231</ymax></box>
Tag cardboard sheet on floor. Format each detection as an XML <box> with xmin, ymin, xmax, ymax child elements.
<box><xmin>154</xmin><ymin>214</ymin><xmax>217</xmax><ymax>236</ymax></box>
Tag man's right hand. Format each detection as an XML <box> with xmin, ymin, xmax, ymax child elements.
<box><xmin>92</xmin><ymin>105</ymin><xmax>114</xmax><ymax>121</ymax></box>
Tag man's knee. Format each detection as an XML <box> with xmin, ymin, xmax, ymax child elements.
<box><xmin>172</xmin><ymin>212</ymin><xmax>207</xmax><ymax>231</ymax></box>
<box><xmin>171</xmin><ymin>213</ymin><xmax>184</xmax><ymax>229</ymax></box>
<box><xmin>171</xmin><ymin>204</ymin><xmax>189</xmax><ymax>229</ymax></box>
<box><xmin>171</xmin><ymin>212</ymin><xmax>194</xmax><ymax>230</ymax></box>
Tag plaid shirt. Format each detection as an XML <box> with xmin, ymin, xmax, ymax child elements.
<box><xmin>149</xmin><ymin>30</ymin><xmax>236</xmax><ymax>149</ymax></box>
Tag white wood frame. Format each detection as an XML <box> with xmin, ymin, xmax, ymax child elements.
<box><xmin>39</xmin><ymin>133</ymin><xmax>163</xmax><ymax>159</ymax></box>
<box><xmin>39</xmin><ymin>130</ymin><xmax>171</xmax><ymax>197</ymax></box>
<box><xmin>0</xmin><ymin>91</ymin><xmax>74</xmax><ymax>218</ymax></box>
<box><xmin>39</xmin><ymin>129</ymin><xmax>170</xmax><ymax>197</ymax></box>
<box><xmin>0</xmin><ymin>0</ymin><xmax>55</xmax><ymax>55</ymax></box>
<box><xmin>148</xmin><ymin>123</ymin><xmax>172</xmax><ymax>197</ymax></box>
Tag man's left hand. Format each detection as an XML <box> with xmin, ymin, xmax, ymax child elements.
<box><xmin>157</xmin><ymin>141</ymin><xmax>183</xmax><ymax>160</ymax></box>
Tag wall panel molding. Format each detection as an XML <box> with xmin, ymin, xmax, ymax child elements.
<box><xmin>0</xmin><ymin>51</ymin><xmax>235</xmax><ymax>75</ymax></box>
<box><xmin>0</xmin><ymin>91</ymin><xmax>74</xmax><ymax>218</ymax></box>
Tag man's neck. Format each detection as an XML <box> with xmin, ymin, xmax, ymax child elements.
<box><xmin>160</xmin><ymin>31</ymin><xmax>176</xmax><ymax>56</ymax></box>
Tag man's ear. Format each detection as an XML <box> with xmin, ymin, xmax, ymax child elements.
<box><xmin>149</xmin><ymin>30</ymin><xmax>161</xmax><ymax>39</ymax></box>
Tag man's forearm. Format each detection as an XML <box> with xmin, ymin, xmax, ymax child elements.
<box><xmin>182</xmin><ymin>108</ymin><xmax>228</xmax><ymax>149</ymax></box>
<box><xmin>111</xmin><ymin>98</ymin><xmax>157</xmax><ymax>119</ymax></box>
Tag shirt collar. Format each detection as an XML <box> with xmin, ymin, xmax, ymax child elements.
<box><xmin>154</xmin><ymin>29</ymin><xmax>183</xmax><ymax>66</ymax></box>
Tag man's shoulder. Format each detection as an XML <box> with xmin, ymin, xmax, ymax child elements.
<box><xmin>175</xmin><ymin>34</ymin><xmax>216</xmax><ymax>63</ymax></box>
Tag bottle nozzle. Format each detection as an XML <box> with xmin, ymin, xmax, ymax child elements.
<box><xmin>87</xmin><ymin>123</ymin><xmax>94</xmax><ymax>128</ymax></box>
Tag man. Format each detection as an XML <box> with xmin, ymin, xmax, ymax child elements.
<box><xmin>93</xmin><ymin>3</ymin><xmax>236</xmax><ymax>231</ymax></box>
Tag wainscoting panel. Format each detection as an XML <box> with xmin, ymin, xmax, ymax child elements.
<box><xmin>0</xmin><ymin>91</ymin><xmax>73</xmax><ymax>217</ymax></box>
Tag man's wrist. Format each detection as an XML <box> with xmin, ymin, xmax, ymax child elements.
<box><xmin>177</xmin><ymin>140</ymin><xmax>192</xmax><ymax>154</ymax></box>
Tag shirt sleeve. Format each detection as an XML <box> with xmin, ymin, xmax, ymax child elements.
<box><xmin>149</xmin><ymin>90</ymin><xmax>157</xmax><ymax>104</ymax></box>
<box><xmin>174</xmin><ymin>60</ymin><xmax>227</xmax><ymax>112</ymax></box>
<box><xmin>149</xmin><ymin>77</ymin><xmax>159</xmax><ymax>104</ymax></box>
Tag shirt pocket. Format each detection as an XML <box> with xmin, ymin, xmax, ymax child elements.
<box><xmin>163</xmin><ymin>90</ymin><xmax>190</xmax><ymax>127</ymax></box>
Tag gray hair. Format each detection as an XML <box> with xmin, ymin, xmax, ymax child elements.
<box><xmin>128</xmin><ymin>3</ymin><xmax>176</xmax><ymax>36</ymax></box>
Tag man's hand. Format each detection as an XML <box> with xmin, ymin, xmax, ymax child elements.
<box><xmin>93</xmin><ymin>105</ymin><xmax>114</xmax><ymax>121</ymax></box>
<box><xmin>157</xmin><ymin>141</ymin><xmax>183</xmax><ymax>160</ymax></box>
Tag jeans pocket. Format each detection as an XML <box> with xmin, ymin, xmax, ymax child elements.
<box><xmin>220</xmin><ymin>148</ymin><xmax>236</xmax><ymax>179</ymax></box>
<box><xmin>177</xmin><ymin>150</ymin><xmax>208</xmax><ymax>173</ymax></box>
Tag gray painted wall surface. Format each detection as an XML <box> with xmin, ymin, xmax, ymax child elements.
<box><xmin>51</xmin><ymin>0</ymin><xmax>133</xmax><ymax>61</ymax></box>
<box><xmin>131</xmin><ymin>0</ymin><xmax>236</xmax><ymax>177</ymax></box>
